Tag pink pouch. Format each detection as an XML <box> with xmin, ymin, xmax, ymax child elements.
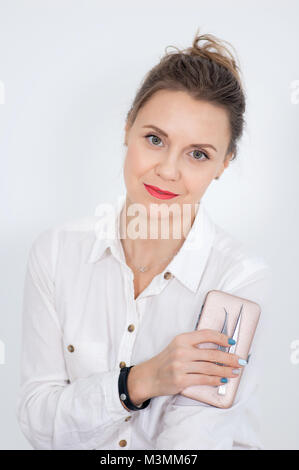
<box><xmin>179</xmin><ymin>289</ymin><xmax>261</xmax><ymax>408</ymax></box>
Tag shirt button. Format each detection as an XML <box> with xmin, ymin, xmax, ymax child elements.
<box><xmin>125</xmin><ymin>416</ymin><xmax>131</xmax><ymax>422</ymax></box>
<box><xmin>67</xmin><ymin>345</ymin><xmax>75</xmax><ymax>353</ymax></box>
<box><xmin>164</xmin><ymin>271</ymin><xmax>172</xmax><ymax>280</ymax></box>
<box><xmin>128</xmin><ymin>324</ymin><xmax>135</xmax><ymax>332</ymax></box>
<box><xmin>120</xmin><ymin>393</ymin><xmax>127</xmax><ymax>400</ymax></box>
<box><xmin>119</xmin><ymin>439</ymin><xmax>127</xmax><ymax>447</ymax></box>
<box><xmin>119</xmin><ymin>361</ymin><xmax>126</xmax><ymax>368</ymax></box>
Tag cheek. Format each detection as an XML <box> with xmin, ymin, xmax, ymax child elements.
<box><xmin>125</xmin><ymin>144</ymin><xmax>151</xmax><ymax>176</ymax></box>
<box><xmin>182</xmin><ymin>165</ymin><xmax>216</xmax><ymax>193</ymax></box>
<box><xmin>184</xmin><ymin>163</ymin><xmax>213</xmax><ymax>182</ymax></box>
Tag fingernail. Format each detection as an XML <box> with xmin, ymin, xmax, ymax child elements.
<box><xmin>220</xmin><ymin>377</ymin><xmax>228</xmax><ymax>383</ymax></box>
<box><xmin>238</xmin><ymin>358</ymin><xmax>247</xmax><ymax>366</ymax></box>
<box><xmin>232</xmin><ymin>369</ymin><xmax>241</xmax><ymax>375</ymax></box>
<box><xmin>228</xmin><ymin>338</ymin><xmax>236</xmax><ymax>345</ymax></box>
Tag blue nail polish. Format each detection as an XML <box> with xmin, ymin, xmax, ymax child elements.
<box><xmin>220</xmin><ymin>377</ymin><xmax>228</xmax><ymax>383</ymax></box>
<box><xmin>228</xmin><ymin>338</ymin><xmax>236</xmax><ymax>345</ymax></box>
<box><xmin>238</xmin><ymin>358</ymin><xmax>247</xmax><ymax>366</ymax></box>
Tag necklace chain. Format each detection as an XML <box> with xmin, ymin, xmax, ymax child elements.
<box><xmin>125</xmin><ymin>248</ymin><xmax>180</xmax><ymax>273</ymax></box>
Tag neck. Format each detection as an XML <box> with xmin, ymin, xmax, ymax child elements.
<box><xmin>119</xmin><ymin>195</ymin><xmax>200</xmax><ymax>264</ymax></box>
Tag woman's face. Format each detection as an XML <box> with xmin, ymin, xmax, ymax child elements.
<box><xmin>123</xmin><ymin>89</ymin><xmax>233</xmax><ymax>214</ymax></box>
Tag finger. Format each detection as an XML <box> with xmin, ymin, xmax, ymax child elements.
<box><xmin>193</xmin><ymin>348</ymin><xmax>245</xmax><ymax>368</ymax></box>
<box><xmin>186</xmin><ymin>373</ymin><xmax>231</xmax><ymax>387</ymax></box>
<box><xmin>185</xmin><ymin>360</ymin><xmax>242</xmax><ymax>378</ymax></box>
<box><xmin>182</xmin><ymin>329</ymin><xmax>236</xmax><ymax>348</ymax></box>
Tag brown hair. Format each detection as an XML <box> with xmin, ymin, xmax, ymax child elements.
<box><xmin>125</xmin><ymin>27</ymin><xmax>246</xmax><ymax>162</ymax></box>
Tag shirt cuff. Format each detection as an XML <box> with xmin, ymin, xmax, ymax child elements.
<box><xmin>102</xmin><ymin>367</ymin><xmax>132</xmax><ymax>422</ymax></box>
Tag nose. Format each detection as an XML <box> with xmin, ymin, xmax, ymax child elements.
<box><xmin>155</xmin><ymin>153</ymin><xmax>180</xmax><ymax>181</ymax></box>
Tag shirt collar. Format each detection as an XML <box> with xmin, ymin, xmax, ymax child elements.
<box><xmin>86</xmin><ymin>193</ymin><xmax>126</xmax><ymax>265</ymax></box>
<box><xmin>87</xmin><ymin>192</ymin><xmax>216</xmax><ymax>294</ymax></box>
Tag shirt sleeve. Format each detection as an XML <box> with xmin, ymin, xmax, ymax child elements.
<box><xmin>16</xmin><ymin>229</ymin><xmax>130</xmax><ymax>450</ymax></box>
<box><xmin>153</xmin><ymin>263</ymin><xmax>272</xmax><ymax>450</ymax></box>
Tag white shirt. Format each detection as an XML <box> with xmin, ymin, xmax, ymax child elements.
<box><xmin>16</xmin><ymin>193</ymin><xmax>272</xmax><ymax>450</ymax></box>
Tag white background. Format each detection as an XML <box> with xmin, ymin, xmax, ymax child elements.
<box><xmin>0</xmin><ymin>0</ymin><xmax>298</xmax><ymax>450</ymax></box>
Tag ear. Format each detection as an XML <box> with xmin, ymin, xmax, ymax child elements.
<box><xmin>124</xmin><ymin>121</ymin><xmax>130</xmax><ymax>146</ymax></box>
<box><xmin>223</xmin><ymin>151</ymin><xmax>233</xmax><ymax>169</ymax></box>
<box><xmin>215</xmin><ymin>151</ymin><xmax>234</xmax><ymax>179</ymax></box>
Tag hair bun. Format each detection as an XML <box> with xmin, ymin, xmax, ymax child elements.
<box><xmin>184</xmin><ymin>28</ymin><xmax>242</xmax><ymax>85</ymax></box>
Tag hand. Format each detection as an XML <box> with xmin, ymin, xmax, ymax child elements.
<box><xmin>148</xmin><ymin>329</ymin><xmax>245</xmax><ymax>397</ymax></box>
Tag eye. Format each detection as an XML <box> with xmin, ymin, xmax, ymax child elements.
<box><xmin>189</xmin><ymin>149</ymin><xmax>210</xmax><ymax>161</ymax></box>
<box><xmin>144</xmin><ymin>133</ymin><xmax>210</xmax><ymax>161</ymax></box>
<box><xmin>144</xmin><ymin>134</ymin><xmax>163</xmax><ymax>146</ymax></box>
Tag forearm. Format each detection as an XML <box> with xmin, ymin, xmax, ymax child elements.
<box><xmin>17</xmin><ymin>369</ymin><xmax>131</xmax><ymax>449</ymax></box>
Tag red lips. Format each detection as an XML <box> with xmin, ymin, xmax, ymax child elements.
<box><xmin>144</xmin><ymin>184</ymin><xmax>178</xmax><ymax>196</ymax></box>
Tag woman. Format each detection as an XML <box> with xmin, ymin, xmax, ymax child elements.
<box><xmin>17</xmin><ymin>29</ymin><xmax>271</xmax><ymax>450</ymax></box>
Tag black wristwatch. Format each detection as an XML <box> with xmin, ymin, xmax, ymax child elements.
<box><xmin>118</xmin><ymin>365</ymin><xmax>151</xmax><ymax>411</ymax></box>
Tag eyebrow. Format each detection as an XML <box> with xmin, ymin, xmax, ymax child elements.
<box><xmin>142</xmin><ymin>124</ymin><xmax>218</xmax><ymax>152</ymax></box>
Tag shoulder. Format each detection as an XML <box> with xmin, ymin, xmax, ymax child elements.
<box><xmin>210</xmin><ymin>222</ymin><xmax>271</xmax><ymax>291</ymax></box>
<box><xmin>30</xmin><ymin>214</ymin><xmax>100</xmax><ymax>250</ymax></box>
<box><xmin>27</xmin><ymin>214</ymin><xmax>103</xmax><ymax>276</ymax></box>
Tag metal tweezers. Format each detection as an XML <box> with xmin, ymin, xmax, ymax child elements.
<box><xmin>216</xmin><ymin>304</ymin><xmax>244</xmax><ymax>395</ymax></box>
